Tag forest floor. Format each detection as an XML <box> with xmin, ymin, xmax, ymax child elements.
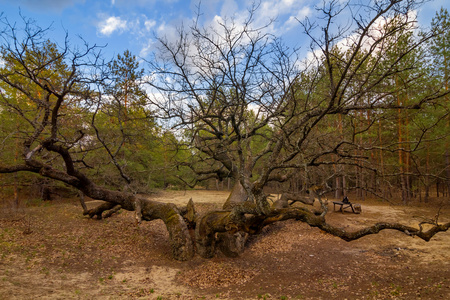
<box><xmin>0</xmin><ymin>189</ymin><xmax>449</xmax><ymax>299</ymax></box>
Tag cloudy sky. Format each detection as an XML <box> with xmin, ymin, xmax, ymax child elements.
<box><xmin>0</xmin><ymin>0</ymin><xmax>448</xmax><ymax>61</ymax></box>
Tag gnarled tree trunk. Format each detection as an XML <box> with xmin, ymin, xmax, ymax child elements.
<box><xmin>272</xmin><ymin>192</ymin><xmax>315</xmax><ymax>209</ymax></box>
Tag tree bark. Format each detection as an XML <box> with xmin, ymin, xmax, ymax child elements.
<box><xmin>272</xmin><ymin>192</ymin><xmax>314</xmax><ymax>209</ymax></box>
<box><xmin>223</xmin><ymin>181</ymin><xmax>248</xmax><ymax>209</ymax></box>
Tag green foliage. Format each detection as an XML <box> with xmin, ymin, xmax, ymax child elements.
<box><xmin>0</xmin><ymin>41</ymin><xmax>189</xmax><ymax>192</ymax></box>
<box><xmin>429</xmin><ymin>8</ymin><xmax>450</xmax><ymax>82</ymax></box>
<box><xmin>1</xmin><ymin>5</ymin><xmax>449</xmax><ymax>201</ymax></box>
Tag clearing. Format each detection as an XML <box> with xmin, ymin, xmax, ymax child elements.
<box><xmin>0</xmin><ymin>190</ymin><xmax>449</xmax><ymax>299</ymax></box>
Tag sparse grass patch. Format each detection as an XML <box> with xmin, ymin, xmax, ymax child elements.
<box><xmin>369</xmin><ymin>289</ymin><xmax>379</xmax><ymax>297</ymax></box>
<box><xmin>40</xmin><ymin>267</ymin><xmax>49</xmax><ymax>275</ymax></box>
<box><xmin>390</xmin><ymin>283</ymin><xmax>402</xmax><ymax>296</ymax></box>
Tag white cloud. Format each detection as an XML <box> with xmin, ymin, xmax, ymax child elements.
<box><xmin>145</xmin><ymin>19</ymin><xmax>157</xmax><ymax>31</ymax></box>
<box><xmin>299</xmin><ymin>8</ymin><xmax>420</xmax><ymax>73</ymax></box>
<box><xmin>296</xmin><ymin>6</ymin><xmax>311</xmax><ymax>21</ymax></box>
<box><xmin>136</xmin><ymin>0</ymin><xmax>312</xmax><ymax>59</ymax></box>
<box><xmin>156</xmin><ymin>22</ymin><xmax>180</xmax><ymax>42</ymax></box>
<box><xmin>220</xmin><ymin>0</ymin><xmax>239</xmax><ymax>18</ymax></box>
<box><xmin>97</xmin><ymin>15</ymin><xmax>128</xmax><ymax>36</ymax></box>
<box><xmin>284</xmin><ymin>6</ymin><xmax>311</xmax><ymax>30</ymax></box>
<box><xmin>336</xmin><ymin>9</ymin><xmax>419</xmax><ymax>54</ymax></box>
<box><xmin>259</xmin><ymin>0</ymin><xmax>302</xmax><ymax>21</ymax></box>
<box><xmin>137</xmin><ymin>21</ymin><xmax>178</xmax><ymax>58</ymax></box>
<box><xmin>236</xmin><ymin>0</ymin><xmax>313</xmax><ymax>35</ymax></box>
<box><xmin>139</xmin><ymin>40</ymin><xmax>156</xmax><ymax>58</ymax></box>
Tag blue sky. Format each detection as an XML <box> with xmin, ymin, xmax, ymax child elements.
<box><xmin>1</xmin><ymin>0</ymin><xmax>449</xmax><ymax>61</ymax></box>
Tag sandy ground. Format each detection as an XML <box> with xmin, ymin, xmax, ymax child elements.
<box><xmin>0</xmin><ymin>190</ymin><xmax>449</xmax><ymax>299</ymax></box>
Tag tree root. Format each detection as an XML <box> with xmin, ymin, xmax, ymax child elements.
<box><xmin>79</xmin><ymin>192</ymin><xmax>449</xmax><ymax>261</ymax></box>
<box><xmin>216</xmin><ymin>232</ymin><xmax>248</xmax><ymax>257</ymax></box>
<box><xmin>83</xmin><ymin>202</ymin><xmax>120</xmax><ymax>219</ymax></box>
<box><xmin>193</xmin><ymin>204</ymin><xmax>450</xmax><ymax>259</ymax></box>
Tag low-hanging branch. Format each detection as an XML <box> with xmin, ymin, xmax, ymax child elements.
<box><xmin>1</xmin><ymin>0</ymin><xmax>449</xmax><ymax>262</ymax></box>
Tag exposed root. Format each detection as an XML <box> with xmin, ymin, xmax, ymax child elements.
<box><xmin>83</xmin><ymin>202</ymin><xmax>118</xmax><ymax>219</ymax></box>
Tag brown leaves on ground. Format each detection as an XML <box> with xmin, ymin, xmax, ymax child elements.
<box><xmin>0</xmin><ymin>191</ymin><xmax>449</xmax><ymax>299</ymax></box>
<box><xmin>180</xmin><ymin>262</ymin><xmax>258</xmax><ymax>288</ymax></box>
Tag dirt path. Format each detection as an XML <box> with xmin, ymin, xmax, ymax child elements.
<box><xmin>0</xmin><ymin>190</ymin><xmax>449</xmax><ymax>299</ymax></box>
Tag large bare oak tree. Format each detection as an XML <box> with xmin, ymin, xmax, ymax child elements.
<box><xmin>1</xmin><ymin>0</ymin><xmax>449</xmax><ymax>261</ymax></box>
